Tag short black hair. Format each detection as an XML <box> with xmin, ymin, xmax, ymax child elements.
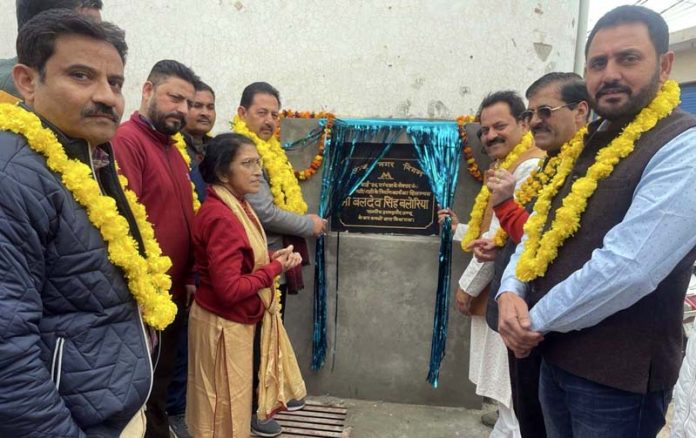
<box><xmin>146</xmin><ymin>59</ymin><xmax>199</xmax><ymax>88</ymax></box>
<box><xmin>526</xmin><ymin>72</ymin><xmax>589</xmax><ymax>105</ymax></box>
<box><xmin>199</xmin><ymin>133</ymin><xmax>255</xmax><ymax>184</ymax></box>
<box><xmin>78</xmin><ymin>0</ymin><xmax>103</xmax><ymax>8</ymax></box>
<box><xmin>585</xmin><ymin>5</ymin><xmax>669</xmax><ymax>57</ymax></box>
<box><xmin>195</xmin><ymin>80</ymin><xmax>216</xmax><ymax>99</ymax></box>
<box><xmin>16</xmin><ymin>0</ymin><xmax>102</xmax><ymax>29</ymax></box>
<box><xmin>240</xmin><ymin>82</ymin><xmax>281</xmax><ymax>109</ymax></box>
<box><xmin>17</xmin><ymin>9</ymin><xmax>127</xmax><ymax>78</ymax></box>
<box><xmin>477</xmin><ymin>90</ymin><xmax>526</xmax><ymax>121</ymax></box>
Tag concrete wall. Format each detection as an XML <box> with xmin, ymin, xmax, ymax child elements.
<box><xmin>0</xmin><ymin>0</ymin><xmax>579</xmax><ymax>132</ymax></box>
<box><xmin>0</xmin><ymin>0</ymin><xmax>580</xmax><ymax>407</ymax></box>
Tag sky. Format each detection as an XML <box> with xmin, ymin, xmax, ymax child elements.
<box><xmin>589</xmin><ymin>0</ymin><xmax>696</xmax><ymax>33</ymax></box>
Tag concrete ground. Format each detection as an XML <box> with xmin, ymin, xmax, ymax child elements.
<box><xmin>310</xmin><ymin>396</ymin><xmax>494</xmax><ymax>438</ymax></box>
<box><xmin>309</xmin><ymin>396</ymin><xmax>674</xmax><ymax>438</ymax></box>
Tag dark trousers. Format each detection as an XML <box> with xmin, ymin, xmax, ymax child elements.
<box><xmin>539</xmin><ymin>359</ymin><xmax>670</xmax><ymax>438</ymax></box>
<box><xmin>166</xmin><ymin>316</ymin><xmax>188</xmax><ymax>416</ymax></box>
<box><xmin>508</xmin><ymin>348</ymin><xmax>546</xmax><ymax>438</ymax></box>
<box><xmin>145</xmin><ymin>297</ymin><xmax>187</xmax><ymax>438</ymax></box>
<box><xmin>252</xmin><ymin>284</ymin><xmax>288</xmax><ymax>412</ymax></box>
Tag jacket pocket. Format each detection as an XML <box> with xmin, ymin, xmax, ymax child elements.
<box><xmin>51</xmin><ymin>337</ymin><xmax>65</xmax><ymax>390</ymax></box>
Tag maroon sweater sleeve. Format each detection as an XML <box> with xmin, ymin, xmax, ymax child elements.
<box><xmin>204</xmin><ymin>212</ymin><xmax>283</xmax><ymax>305</ymax></box>
<box><xmin>493</xmin><ymin>198</ymin><xmax>529</xmax><ymax>244</ymax></box>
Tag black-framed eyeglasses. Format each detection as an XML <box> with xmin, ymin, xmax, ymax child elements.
<box><xmin>520</xmin><ymin>102</ymin><xmax>578</xmax><ymax>123</ymax></box>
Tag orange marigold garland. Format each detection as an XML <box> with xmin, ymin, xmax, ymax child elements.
<box><xmin>277</xmin><ymin>110</ymin><xmax>335</xmax><ymax>181</ymax></box>
<box><xmin>456</xmin><ymin>115</ymin><xmax>481</xmax><ymax>182</ymax></box>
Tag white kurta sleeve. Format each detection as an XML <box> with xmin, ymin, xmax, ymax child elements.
<box><xmin>457</xmin><ymin>157</ymin><xmax>542</xmax><ymax>297</ymax></box>
<box><xmin>452</xmin><ymin>223</ymin><xmax>467</xmax><ymax>242</ymax></box>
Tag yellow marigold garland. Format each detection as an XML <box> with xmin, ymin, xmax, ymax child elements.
<box><xmin>232</xmin><ymin>115</ymin><xmax>308</xmax><ymax>214</ymax></box>
<box><xmin>0</xmin><ymin>103</ymin><xmax>176</xmax><ymax>330</ymax></box>
<box><xmin>492</xmin><ymin>127</ymin><xmax>587</xmax><ymax>247</ymax></box>
<box><xmin>461</xmin><ymin>132</ymin><xmax>534</xmax><ymax>251</ymax></box>
<box><xmin>516</xmin><ymin>80</ymin><xmax>681</xmax><ymax>281</ymax></box>
<box><xmin>172</xmin><ymin>132</ymin><xmax>201</xmax><ymax>212</ymax></box>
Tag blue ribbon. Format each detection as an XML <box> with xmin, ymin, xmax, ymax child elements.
<box><xmin>312</xmin><ymin>119</ymin><xmax>400</xmax><ymax>370</ymax></box>
<box><xmin>407</xmin><ymin>125</ymin><xmax>462</xmax><ymax>387</ymax></box>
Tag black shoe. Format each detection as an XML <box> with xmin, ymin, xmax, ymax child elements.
<box><xmin>168</xmin><ymin>413</ymin><xmax>192</xmax><ymax>438</ymax></box>
<box><xmin>286</xmin><ymin>398</ymin><xmax>305</xmax><ymax>412</ymax></box>
<box><xmin>251</xmin><ymin>414</ymin><xmax>282</xmax><ymax>437</ymax></box>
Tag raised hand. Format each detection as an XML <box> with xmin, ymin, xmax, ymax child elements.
<box><xmin>308</xmin><ymin>214</ymin><xmax>328</xmax><ymax>237</ymax></box>
<box><xmin>486</xmin><ymin>169</ymin><xmax>517</xmax><ymax>207</ymax></box>
<box><xmin>437</xmin><ymin>206</ymin><xmax>459</xmax><ymax>232</ymax></box>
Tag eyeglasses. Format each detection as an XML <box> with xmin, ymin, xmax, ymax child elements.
<box><xmin>520</xmin><ymin>102</ymin><xmax>578</xmax><ymax>124</ymax></box>
<box><xmin>239</xmin><ymin>158</ymin><xmax>263</xmax><ymax>169</ymax></box>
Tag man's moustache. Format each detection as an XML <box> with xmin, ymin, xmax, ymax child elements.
<box><xmin>82</xmin><ymin>105</ymin><xmax>118</xmax><ymax>122</ymax></box>
<box><xmin>166</xmin><ymin>112</ymin><xmax>185</xmax><ymax>123</ymax></box>
<box><xmin>596</xmin><ymin>83</ymin><xmax>632</xmax><ymax>99</ymax></box>
<box><xmin>486</xmin><ymin>137</ymin><xmax>505</xmax><ymax>147</ymax></box>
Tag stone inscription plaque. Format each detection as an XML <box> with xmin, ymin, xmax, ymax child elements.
<box><xmin>332</xmin><ymin>143</ymin><xmax>438</xmax><ymax>235</ymax></box>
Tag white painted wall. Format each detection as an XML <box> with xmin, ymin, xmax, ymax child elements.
<box><xmin>0</xmin><ymin>0</ymin><xmax>580</xmax><ymax>132</ymax></box>
<box><xmin>672</xmin><ymin>49</ymin><xmax>696</xmax><ymax>84</ymax></box>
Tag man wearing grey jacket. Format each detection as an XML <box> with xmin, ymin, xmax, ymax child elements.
<box><xmin>234</xmin><ymin>81</ymin><xmax>325</xmax><ymax>438</ymax></box>
<box><xmin>237</xmin><ymin>81</ymin><xmax>326</xmax><ymax>312</ymax></box>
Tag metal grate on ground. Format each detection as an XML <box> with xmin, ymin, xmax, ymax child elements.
<box><xmin>252</xmin><ymin>400</ymin><xmax>349</xmax><ymax>438</ymax></box>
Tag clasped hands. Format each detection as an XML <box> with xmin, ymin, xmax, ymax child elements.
<box><xmin>272</xmin><ymin>245</ymin><xmax>303</xmax><ymax>272</ymax></box>
<box><xmin>497</xmin><ymin>291</ymin><xmax>544</xmax><ymax>358</ymax></box>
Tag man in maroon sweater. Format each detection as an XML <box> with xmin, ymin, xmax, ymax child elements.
<box><xmin>112</xmin><ymin>59</ymin><xmax>200</xmax><ymax>438</ymax></box>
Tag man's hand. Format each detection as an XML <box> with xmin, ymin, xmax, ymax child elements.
<box><xmin>185</xmin><ymin>284</ymin><xmax>196</xmax><ymax>310</ymax></box>
<box><xmin>437</xmin><ymin>207</ymin><xmax>459</xmax><ymax>233</ymax></box>
<box><xmin>455</xmin><ymin>288</ymin><xmax>473</xmax><ymax>316</ymax></box>
<box><xmin>466</xmin><ymin>238</ymin><xmax>498</xmax><ymax>262</ymax></box>
<box><xmin>497</xmin><ymin>291</ymin><xmax>543</xmax><ymax>358</ymax></box>
<box><xmin>308</xmin><ymin>214</ymin><xmax>328</xmax><ymax>237</ymax></box>
<box><xmin>486</xmin><ymin>169</ymin><xmax>517</xmax><ymax>207</ymax></box>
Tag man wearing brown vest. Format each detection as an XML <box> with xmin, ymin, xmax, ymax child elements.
<box><xmin>483</xmin><ymin>73</ymin><xmax>590</xmax><ymax>438</ymax></box>
<box><xmin>497</xmin><ymin>5</ymin><xmax>696</xmax><ymax>437</ymax></box>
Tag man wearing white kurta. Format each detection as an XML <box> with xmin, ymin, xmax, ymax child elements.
<box><xmin>448</xmin><ymin>91</ymin><xmax>543</xmax><ymax>438</ymax></box>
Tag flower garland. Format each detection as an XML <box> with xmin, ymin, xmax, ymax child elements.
<box><xmin>516</xmin><ymin>80</ymin><xmax>681</xmax><ymax>281</ymax></box>
<box><xmin>492</xmin><ymin>127</ymin><xmax>587</xmax><ymax>247</ymax></box>
<box><xmin>232</xmin><ymin>115</ymin><xmax>308</xmax><ymax>214</ymax></box>
<box><xmin>278</xmin><ymin>110</ymin><xmax>335</xmax><ymax>181</ymax></box>
<box><xmin>172</xmin><ymin>132</ymin><xmax>201</xmax><ymax>213</ymax></box>
<box><xmin>460</xmin><ymin>132</ymin><xmax>535</xmax><ymax>251</ymax></box>
<box><xmin>456</xmin><ymin>115</ymin><xmax>482</xmax><ymax>182</ymax></box>
<box><xmin>0</xmin><ymin>103</ymin><xmax>177</xmax><ymax>330</ymax></box>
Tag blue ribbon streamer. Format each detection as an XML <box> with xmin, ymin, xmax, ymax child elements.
<box><xmin>281</xmin><ymin>126</ymin><xmax>324</xmax><ymax>151</ymax></box>
<box><xmin>312</xmin><ymin>120</ymin><xmax>400</xmax><ymax>370</ymax></box>
<box><xmin>407</xmin><ymin>125</ymin><xmax>462</xmax><ymax>387</ymax></box>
